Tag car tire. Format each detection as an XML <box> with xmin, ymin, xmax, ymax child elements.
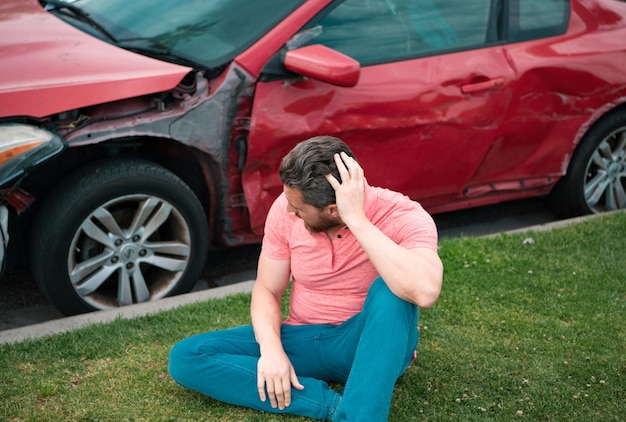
<box><xmin>30</xmin><ymin>158</ymin><xmax>209</xmax><ymax>315</ymax></box>
<box><xmin>548</xmin><ymin>112</ymin><xmax>626</xmax><ymax>217</ymax></box>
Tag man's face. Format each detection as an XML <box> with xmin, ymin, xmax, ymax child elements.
<box><xmin>283</xmin><ymin>186</ymin><xmax>341</xmax><ymax>233</ymax></box>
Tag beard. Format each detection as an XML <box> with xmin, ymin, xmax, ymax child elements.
<box><xmin>303</xmin><ymin>214</ymin><xmax>343</xmax><ymax>233</ymax></box>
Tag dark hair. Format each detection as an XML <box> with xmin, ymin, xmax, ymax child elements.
<box><xmin>279</xmin><ymin>136</ymin><xmax>356</xmax><ymax>208</ymax></box>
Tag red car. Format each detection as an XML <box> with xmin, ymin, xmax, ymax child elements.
<box><xmin>1</xmin><ymin>0</ymin><xmax>625</xmax><ymax>314</ymax></box>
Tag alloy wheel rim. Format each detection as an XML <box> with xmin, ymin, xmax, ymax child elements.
<box><xmin>583</xmin><ymin>126</ymin><xmax>626</xmax><ymax>213</ymax></box>
<box><xmin>67</xmin><ymin>194</ymin><xmax>191</xmax><ymax>310</ymax></box>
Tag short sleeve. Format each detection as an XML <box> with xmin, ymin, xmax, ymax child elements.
<box><xmin>392</xmin><ymin>202</ymin><xmax>439</xmax><ymax>251</ymax></box>
<box><xmin>368</xmin><ymin>187</ymin><xmax>438</xmax><ymax>252</ymax></box>
<box><xmin>261</xmin><ymin>193</ymin><xmax>293</xmax><ymax>260</ymax></box>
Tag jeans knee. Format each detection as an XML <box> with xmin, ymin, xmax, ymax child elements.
<box><xmin>168</xmin><ymin>336</ymin><xmax>209</xmax><ymax>387</ymax></box>
<box><xmin>168</xmin><ymin>340</ymin><xmax>190</xmax><ymax>383</ymax></box>
<box><xmin>168</xmin><ymin>327</ymin><xmax>258</xmax><ymax>388</ymax></box>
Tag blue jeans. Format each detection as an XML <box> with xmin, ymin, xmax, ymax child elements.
<box><xmin>168</xmin><ymin>277</ymin><xmax>419</xmax><ymax>421</ymax></box>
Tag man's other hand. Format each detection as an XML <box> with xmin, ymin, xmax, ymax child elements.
<box><xmin>257</xmin><ymin>350</ymin><xmax>304</xmax><ymax>410</ymax></box>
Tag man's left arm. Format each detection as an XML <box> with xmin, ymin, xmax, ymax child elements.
<box><xmin>326</xmin><ymin>152</ymin><xmax>443</xmax><ymax>308</ymax></box>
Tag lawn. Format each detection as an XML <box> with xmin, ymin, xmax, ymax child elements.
<box><xmin>1</xmin><ymin>212</ymin><xmax>625</xmax><ymax>421</ymax></box>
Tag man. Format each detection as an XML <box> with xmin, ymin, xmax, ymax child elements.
<box><xmin>169</xmin><ymin>136</ymin><xmax>443</xmax><ymax>421</ymax></box>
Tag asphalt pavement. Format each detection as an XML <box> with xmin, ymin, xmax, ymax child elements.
<box><xmin>3</xmin><ymin>198</ymin><xmax>599</xmax><ymax>345</ymax></box>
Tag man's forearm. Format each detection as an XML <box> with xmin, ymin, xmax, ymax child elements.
<box><xmin>250</xmin><ymin>280</ymin><xmax>304</xmax><ymax>409</ymax></box>
<box><xmin>251</xmin><ymin>283</ymin><xmax>285</xmax><ymax>351</ymax></box>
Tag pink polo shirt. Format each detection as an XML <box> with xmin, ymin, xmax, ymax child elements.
<box><xmin>262</xmin><ymin>184</ymin><xmax>438</xmax><ymax>326</ymax></box>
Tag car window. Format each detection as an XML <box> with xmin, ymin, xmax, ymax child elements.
<box><xmin>305</xmin><ymin>0</ymin><xmax>493</xmax><ymax>65</ymax></box>
<box><xmin>508</xmin><ymin>0</ymin><xmax>570</xmax><ymax>42</ymax></box>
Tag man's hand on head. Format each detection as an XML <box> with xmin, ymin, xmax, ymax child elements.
<box><xmin>325</xmin><ymin>152</ymin><xmax>367</xmax><ymax>227</ymax></box>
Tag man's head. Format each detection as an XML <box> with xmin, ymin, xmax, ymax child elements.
<box><xmin>279</xmin><ymin>135</ymin><xmax>356</xmax><ymax>208</ymax></box>
<box><xmin>279</xmin><ymin>136</ymin><xmax>356</xmax><ymax>233</ymax></box>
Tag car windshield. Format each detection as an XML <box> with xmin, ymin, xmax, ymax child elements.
<box><xmin>44</xmin><ymin>0</ymin><xmax>305</xmax><ymax>70</ymax></box>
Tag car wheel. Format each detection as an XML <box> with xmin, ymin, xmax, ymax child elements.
<box><xmin>30</xmin><ymin>158</ymin><xmax>209</xmax><ymax>315</ymax></box>
<box><xmin>548</xmin><ymin>112</ymin><xmax>626</xmax><ymax>217</ymax></box>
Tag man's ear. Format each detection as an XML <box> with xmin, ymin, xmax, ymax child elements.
<box><xmin>325</xmin><ymin>204</ymin><xmax>339</xmax><ymax>216</ymax></box>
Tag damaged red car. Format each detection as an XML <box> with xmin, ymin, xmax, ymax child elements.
<box><xmin>1</xmin><ymin>0</ymin><xmax>625</xmax><ymax>315</ymax></box>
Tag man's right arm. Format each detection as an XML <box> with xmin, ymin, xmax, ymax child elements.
<box><xmin>250</xmin><ymin>250</ymin><xmax>303</xmax><ymax>410</ymax></box>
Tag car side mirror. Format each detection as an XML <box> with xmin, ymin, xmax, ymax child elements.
<box><xmin>284</xmin><ymin>44</ymin><xmax>360</xmax><ymax>87</ymax></box>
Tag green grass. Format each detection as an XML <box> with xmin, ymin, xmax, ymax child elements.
<box><xmin>1</xmin><ymin>212</ymin><xmax>625</xmax><ymax>421</ymax></box>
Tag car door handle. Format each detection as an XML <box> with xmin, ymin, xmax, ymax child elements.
<box><xmin>461</xmin><ymin>77</ymin><xmax>504</xmax><ymax>94</ymax></box>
